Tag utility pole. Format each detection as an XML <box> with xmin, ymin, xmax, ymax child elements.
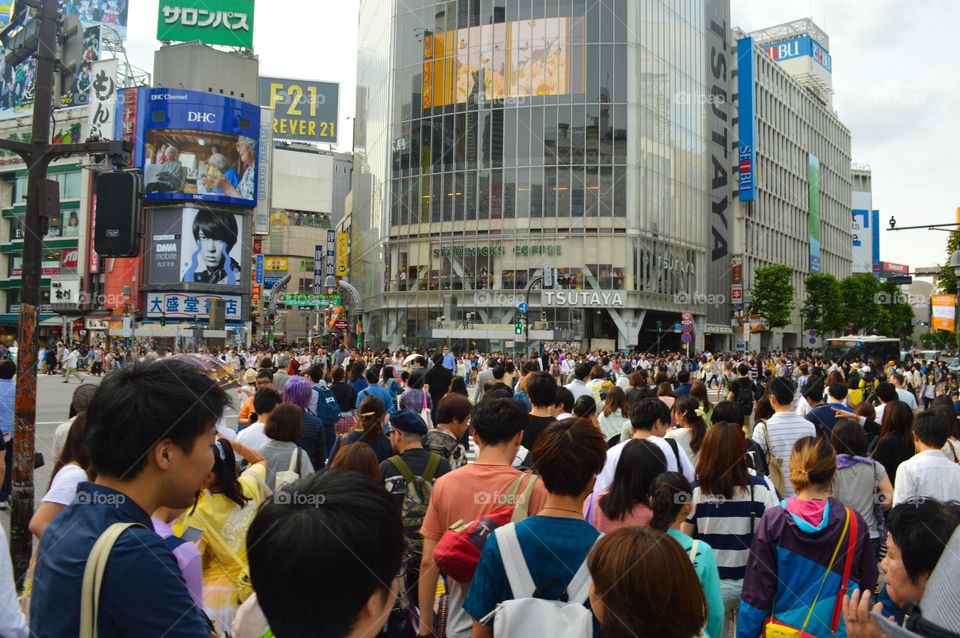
<box><xmin>0</xmin><ymin>0</ymin><xmax>131</xmax><ymax>583</ymax></box>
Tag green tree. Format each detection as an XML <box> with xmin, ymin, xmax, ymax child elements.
<box><xmin>802</xmin><ymin>273</ymin><xmax>843</xmax><ymax>337</ymax></box>
<box><xmin>875</xmin><ymin>281</ymin><xmax>915</xmax><ymax>340</ymax></box>
<box><xmin>937</xmin><ymin>230</ymin><xmax>960</xmax><ymax>294</ymax></box>
<box><xmin>749</xmin><ymin>265</ymin><xmax>795</xmax><ymax>330</ymax></box>
<box><xmin>838</xmin><ymin>273</ymin><xmax>883</xmax><ymax>334</ymax></box>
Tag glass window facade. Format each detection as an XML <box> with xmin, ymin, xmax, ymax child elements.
<box><xmin>354</xmin><ymin>0</ymin><xmax>731</xmax><ymax>350</ymax></box>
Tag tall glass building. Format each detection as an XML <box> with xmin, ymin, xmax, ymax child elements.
<box><xmin>352</xmin><ymin>0</ymin><xmax>734</xmax><ymax>352</ymax></box>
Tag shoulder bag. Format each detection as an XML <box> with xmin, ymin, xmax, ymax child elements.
<box><xmin>760</xmin><ymin>421</ymin><xmax>786</xmax><ymax>498</ymax></box>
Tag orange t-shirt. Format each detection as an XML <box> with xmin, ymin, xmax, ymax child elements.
<box><xmin>239</xmin><ymin>396</ymin><xmax>255</xmax><ymax>423</ymax></box>
<box><xmin>420</xmin><ymin>463</ymin><xmax>548</xmax><ymax>541</ymax></box>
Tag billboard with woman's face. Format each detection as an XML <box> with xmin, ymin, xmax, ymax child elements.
<box><xmin>140</xmin><ymin>88</ymin><xmax>260</xmax><ymax>208</ymax></box>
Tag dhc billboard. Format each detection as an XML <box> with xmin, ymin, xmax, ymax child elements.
<box><xmin>737</xmin><ymin>37</ymin><xmax>756</xmax><ymax>202</ymax></box>
<box><xmin>137</xmin><ymin>88</ymin><xmax>261</xmax><ymax>208</ymax></box>
<box><xmin>762</xmin><ymin>35</ymin><xmax>832</xmax><ymax>73</ymax></box>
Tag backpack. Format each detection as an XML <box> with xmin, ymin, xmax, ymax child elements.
<box><xmin>433</xmin><ymin>473</ymin><xmax>539</xmax><ymax>583</ymax></box>
<box><xmin>387</xmin><ymin>453</ymin><xmax>442</xmax><ymax>565</ymax></box>
<box><xmin>478</xmin><ymin>523</ymin><xmax>595</xmax><ymax>638</ymax></box>
<box><xmin>753</xmin><ymin>378</ymin><xmax>766</xmax><ymax>401</ymax></box>
<box><xmin>735</xmin><ymin>378</ymin><xmax>755</xmax><ymax>414</ymax></box>
<box><xmin>310</xmin><ymin>384</ymin><xmax>341</xmax><ymax>424</ymax></box>
<box><xmin>759</xmin><ymin>420</ymin><xmax>785</xmax><ymax>498</ymax></box>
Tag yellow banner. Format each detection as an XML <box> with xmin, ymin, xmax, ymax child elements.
<box><xmin>931</xmin><ymin>294</ymin><xmax>956</xmax><ymax>332</ymax></box>
<box><xmin>336</xmin><ymin>233</ymin><xmax>349</xmax><ymax>276</ymax></box>
<box><xmin>264</xmin><ymin>257</ymin><xmax>289</xmax><ymax>271</ymax></box>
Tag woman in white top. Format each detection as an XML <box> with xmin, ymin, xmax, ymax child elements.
<box><xmin>30</xmin><ymin>414</ymin><xmax>90</xmax><ymax>539</ymax></box>
<box><xmin>598</xmin><ymin>386</ymin><xmax>631</xmax><ymax>447</ymax></box>
<box><xmin>666</xmin><ymin>395</ymin><xmax>708</xmax><ymax>467</ymax></box>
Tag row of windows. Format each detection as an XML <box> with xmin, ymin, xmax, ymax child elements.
<box><xmin>13</xmin><ymin>172</ymin><xmax>82</xmax><ymax>205</ymax></box>
<box><xmin>8</xmin><ymin>212</ymin><xmax>81</xmax><ymax>241</ymax></box>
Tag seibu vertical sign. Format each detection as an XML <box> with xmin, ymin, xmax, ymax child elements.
<box><xmin>737</xmin><ymin>37</ymin><xmax>757</xmax><ymax>202</ymax></box>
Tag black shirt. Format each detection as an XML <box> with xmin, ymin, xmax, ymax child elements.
<box><xmin>523</xmin><ymin>414</ymin><xmax>557</xmax><ymax>452</ymax></box>
<box><xmin>380</xmin><ymin>447</ymin><xmax>452</xmax><ymax>506</ymax></box>
<box><xmin>329</xmin><ymin>430</ymin><xmax>393</xmax><ymax>463</ymax></box>
<box><xmin>424</xmin><ymin>365</ymin><xmax>453</xmax><ymax>417</ymax></box>
<box><xmin>873</xmin><ymin>435</ymin><xmax>916</xmax><ymax>486</ymax></box>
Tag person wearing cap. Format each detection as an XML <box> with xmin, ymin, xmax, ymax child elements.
<box><xmin>843</xmin><ymin>499</ymin><xmax>960</xmax><ymax>638</ymax></box>
<box><xmin>380</xmin><ymin>410</ymin><xmax>451</xmax><ymax>607</ymax></box>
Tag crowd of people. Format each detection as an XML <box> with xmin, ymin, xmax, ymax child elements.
<box><xmin>0</xmin><ymin>342</ymin><xmax>957</xmax><ymax>638</ymax></box>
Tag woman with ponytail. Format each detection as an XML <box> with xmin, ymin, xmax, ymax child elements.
<box><xmin>738</xmin><ymin>437</ymin><xmax>878</xmax><ymax>638</ymax></box>
<box><xmin>326</xmin><ymin>395</ymin><xmax>393</xmax><ymax>463</ymax></box>
<box><xmin>175</xmin><ymin>437</ymin><xmax>267</xmax><ymax>629</ymax></box>
<box><xmin>666</xmin><ymin>395</ymin><xmax>709</xmax><ymax>465</ymax></box>
<box><xmin>649</xmin><ymin>471</ymin><xmax>723</xmax><ymax>638</ymax></box>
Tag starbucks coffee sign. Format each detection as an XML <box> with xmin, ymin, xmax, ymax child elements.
<box><xmin>542</xmin><ymin>290</ymin><xmax>625</xmax><ymax>307</ymax></box>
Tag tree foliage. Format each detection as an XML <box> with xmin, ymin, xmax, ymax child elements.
<box><xmin>875</xmin><ymin>281</ymin><xmax>915</xmax><ymax>339</ymax></box>
<box><xmin>937</xmin><ymin>230</ymin><xmax>960</xmax><ymax>294</ymax></box>
<box><xmin>802</xmin><ymin>273</ymin><xmax>843</xmax><ymax>337</ymax></box>
<box><xmin>838</xmin><ymin>273</ymin><xmax>883</xmax><ymax>334</ymax></box>
<box><xmin>749</xmin><ymin>265</ymin><xmax>794</xmax><ymax>330</ymax></box>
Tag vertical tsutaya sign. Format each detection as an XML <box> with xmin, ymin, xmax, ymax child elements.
<box><xmin>808</xmin><ymin>154</ymin><xmax>821</xmax><ymax>273</ymax></box>
<box><xmin>86</xmin><ymin>58</ymin><xmax>119</xmax><ymax>141</ymax></box>
<box><xmin>336</xmin><ymin>232</ymin><xmax>349</xmax><ymax>276</ymax></box>
<box><xmin>737</xmin><ymin>37</ymin><xmax>756</xmax><ymax>202</ymax></box>
<box><xmin>705</xmin><ymin>0</ymin><xmax>732</xmax><ymax>328</ymax></box>
<box><xmin>325</xmin><ymin>230</ymin><xmax>337</xmax><ymax>282</ymax></box>
<box><xmin>254</xmin><ymin>106</ymin><xmax>273</xmax><ymax>235</ymax></box>
<box><xmin>157</xmin><ymin>0</ymin><xmax>255</xmax><ymax>48</ymax></box>
<box><xmin>313</xmin><ymin>244</ymin><xmax>324</xmax><ymax>292</ymax></box>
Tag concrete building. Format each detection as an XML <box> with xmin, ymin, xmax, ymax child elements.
<box><xmin>353</xmin><ymin>0</ymin><xmax>735</xmax><ymax>353</ymax></box>
<box><xmin>734</xmin><ymin>19</ymin><xmax>853</xmax><ymax>351</ymax></box>
<box><xmin>851</xmin><ymin>164</ymin><xmax>879</xmax><ymax>275</ymax></box>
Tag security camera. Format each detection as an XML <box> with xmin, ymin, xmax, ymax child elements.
<box><xmin>889</xmin><ymin>216</ymin><xmax>897</xmax><ymax>229</ymax></box>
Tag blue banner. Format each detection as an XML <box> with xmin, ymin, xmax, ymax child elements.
<box><xmin>737</xmin><ymin>38</ymin><xmax>756</xmax><ymax>202</ymax></box>
<box><xmin>762</xmin><ymin>35</ymin><xmax>832</xmax><ymax>73</ymax></box>
<box><xmin>255</xmin><ymin>254</ymin><xmax>264</xmax><ymax>284</ymax></box>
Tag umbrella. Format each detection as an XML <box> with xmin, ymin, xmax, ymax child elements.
<box><xmin>171</xmin><ymin>353</ymin><xmax>242</xmax><ymax>390</ymax></box>
<box><xmin>402</xmin><ymin>353</ymin><xmax>423</xmax><ymax>367</ymax></box>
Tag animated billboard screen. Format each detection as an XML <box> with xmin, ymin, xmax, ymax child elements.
<box><xmin>140</xmin><ymin>88</ymin><xmax>260</xmax><ymax>208</ymax></box>
<box><xmin>148</xmin><ymin>206</ymin><xmax>245</xmax><ymax>288</ymax></box>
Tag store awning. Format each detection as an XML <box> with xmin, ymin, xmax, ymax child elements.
<box><xmin>40</xmin><ymin>317</ymin><xmax>65</xmax><ymax>326</ymax></box>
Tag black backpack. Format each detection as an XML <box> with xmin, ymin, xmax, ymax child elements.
<box><xmin>735</xmin><ymin>378</ymin><xmax>755</xmax><ymax>413</ymax></box>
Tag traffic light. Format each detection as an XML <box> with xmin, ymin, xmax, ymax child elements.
<box><xmin>656</xmin><ymin>320</ymin><xmax>663</xmax><ymax>334</ymax></box>
<box><xmin>160</xmin><ymin>313</ymin><xmax>166</xmax><ymax>327</ymax></box>
<box><xmin>514</xmin><ymin>321</ymin><xmax>523</xmax><ymax>335</ymax></box>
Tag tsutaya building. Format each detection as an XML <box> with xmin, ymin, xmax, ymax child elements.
<box><xmin>351</xmin><ymin>0</ymin><xmax>735</xmax><ymax>352</ymax></box>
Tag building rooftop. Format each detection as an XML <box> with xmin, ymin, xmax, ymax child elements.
<box><xmin>749</xmin><ymin>18</ymin><xmax>829</xmax><ymax>50</ymax></box>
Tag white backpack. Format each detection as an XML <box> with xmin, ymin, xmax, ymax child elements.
<box><xmin>480</xmin><ymin>523</ymin><xmax>595</xmax><ymax>638</ymax></box>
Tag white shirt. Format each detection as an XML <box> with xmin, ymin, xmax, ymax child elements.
<box><xmin>237</xmin><ymin>423</ymin><xmax>271</xmax><ymax>451</ymax></box>
<box><xmin>893</xmin><ymin>449</ymin><xmax>960</xmax><ymax>505</ymax></box>
<box><xmin>895</xmin><ymin>388</ymin><xmax>918</xmax><ymax>409</ymax></box>
<box><xmin>752</xmin><ymin>411</ymin><xmax>817</xmax><ymax>498</ymax></box>
<box><xmin>594</xmin><ymin>434</ymin><xmax>695</xmax><ymax>495</ymax></box>
<box><xmin>564</xmin><ymin>378</ymin><xmax>593</xmax><ymax>403</ymax></box>
<box><xmin>67</xmin><ymin>350</ymin><xmax>80</xmax><ymax>367</ymax></box>
<box><xmin>42</xmin><ymin>464</ymin><xmax>87</xmax><ymax>506</ymax></box>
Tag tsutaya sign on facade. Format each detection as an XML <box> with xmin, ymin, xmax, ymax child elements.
<box><xmin>542</xmin><ymin>290</ymin><xmax>625</xmax><ymax>307</ymax></box>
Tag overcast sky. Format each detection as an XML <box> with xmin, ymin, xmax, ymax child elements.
<box><xmin>126</xmin><ymin>0</ymin><xmax>957</xmax><ymax>272</ymax></box>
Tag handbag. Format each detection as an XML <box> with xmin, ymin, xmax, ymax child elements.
<box><xmin>762</xmin><ymin>506</ymin><xmax>857</xmax><ymax>638</ymax></box>
<box><xmin>418</xmin><ymin>391</ymin><xmax>434</xmax><ymax>430</ymax></box>
<box><xmin>760</xmin><ymin>421</ymin><xmax>785</xmax><ymax>498</ymax></box>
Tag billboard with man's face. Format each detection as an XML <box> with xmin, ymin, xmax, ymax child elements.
<box><xmin>140</xmin><ymin>88</ymin><xmax>261</xmax><ymax>208</ymax></box>
<box><xmin>147</xmin><ymin>206</ymin><xmax>245</xmax><ymax>288</ymax></box>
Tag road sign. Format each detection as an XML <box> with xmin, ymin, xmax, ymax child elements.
<box><xmin>681</xmin><ymin>323</ymin><xmax>693</xmax><ymax>334</ymax></box>
<box><xmin>731</xmin><ymin>285</ymin><xmax>743</xmax><ymax>303</ymax></box>
<box><xmin>681</xmin><ymin>311</ymin><xmax>692</xmax><ymax>322</ymax></box>
<box><xmin>885</xmin><ymin>276</ymin><xmax>913</xmax><ymax>285</ymax></box>
<box><xmin>672</xmin><ymin>323</ymin><xmax>682</xmax><ymax>333</ymax></box>
<box><xmin>518</xmin><ymin>302</ymin><xmax>529</xmax><ymax>314</ymax></box>
<box><xmin>680</xmin><ymin>333</ymin><xmax>692</xmax><ymax>344</ymax></box>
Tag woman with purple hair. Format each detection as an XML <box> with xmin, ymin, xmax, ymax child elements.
<box><xmin>283</xmin><ymin>376</ymin><xmax>328</xmax><ymax>467</ymax></box>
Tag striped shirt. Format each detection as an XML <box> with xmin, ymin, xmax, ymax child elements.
<box><xmin>685</xmin><ymin>475</ymin><xmax>779</xmax><ymax>581</ymax></box>
<box><xmin>752</xmin><ymin>412</ymin><xmax>816</xmax><ymax>498</ymax></box>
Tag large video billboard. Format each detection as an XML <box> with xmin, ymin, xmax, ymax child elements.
<box><xmin>0</xmin><ymin>1</ymin><xmax>128</xmax><ymax>117</ymax></box>
<box><xmin>148</xmin><ymin>206</ymin><xmax>246</xmax><ymax>288</ymax></box>
<box><xmin>140</xmin><ymin>88</ymin><xmax>261</xmax><ymax>207</ymax></box>
<box><xmin>808</xmin><ymin>154</ymin><xmax>821</xmax><ymax>273</ymax></box>
<box><xmin>259</xmin><ymin>77</ymin><xmax>338</xmax><ymax>144</ymax></box>
<box><xmin>422</xmin><ymin>16</ymin><xmax>585</xmax><ymax>109</ymax></box>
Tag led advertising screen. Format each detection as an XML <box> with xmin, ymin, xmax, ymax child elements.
<box><xmin>422</xmin><ymin>16</ymin><xmax>585</xmax><ymax>109</ymax></box>
<box><xmin>808</xmin><ymin>154</ymin><xmax>821</xmax><ymax>273</ymax></box>
<box><xmin>141</xmin><ymin>88</ymin><xmax>260</xmax><ymax>207</ymax></box>
<box><xmin>147</xmin><ymin>206</ymin><xmax>245</xmax><ymax>288</ymax></box>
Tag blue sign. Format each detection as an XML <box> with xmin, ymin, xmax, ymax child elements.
<box><xmin>264</xmin><ymin>276</ymin><xmax>283</xmax><ymax>289</ymax></box>
<box><xmin>737</xmin><ymin>38</ymin><xmax>757</xmax><ymax>202</ymax></box>
<box><xmin>680</xmin><ymin>333</ymin><xmax>692</xmax><ymax>344</ymax></box>
<box><xmin>255</xmin><ymin>255</ymin><xmax>264</xmax><ymax>284</ymax></box>
<box><xmin>762</xmin><ymin>35</ymin><xmax>832</xmax><ymax>73</ymax></box>
<box><xmin>518</xmin><ymin>302</ymin><xmax>529</xmax><ymax>314</ymax></box>
<box><xmin>140</xmin><ymin>88</ymin><xmax>261</xmax><ymax>208</ymax></box>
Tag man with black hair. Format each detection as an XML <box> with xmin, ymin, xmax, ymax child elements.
<box><xmin>237</xmin><ymin>388</ymin><xmax>282</xmax><ymax>450</ymax></box>
<box><xmin>874</xmin><ymin>382</ymin><xmax>899</xmax><ymax>423</ymax></box>
<box><xmin>752</xmin><ymin>376</ymin><xmax>817</xmax><ymax>498</ymax></box>
<box><xmin>522</xmin><ymin>372</ymin><xmax>558</xmax><ymax>451</ymax></box>
<box><xmin>594</xmin><ymin>397</ymin><xmax>695</xmax><ymax>495</ymax></box>
<box><xmin>248</xmin><ymin>470</ymin><xmax>404</xmax><ymax>638</ymax></box>
<box><xmin>727</xmin><ymin>363</ymin><xmax>756</xmax><ymax>424</ymax></box>
<box><xmin>564</xmin><ymin>361</ymin><xmax>595</xmax><ymax>403</ymax></box>
<box><xmin>424</xmin><ymin>351</ymin><xmax>453</xmax><ymax>420</ymax></box>
<box><xmin>893</xmin><ymin>411</ymin><xmax>960</xmax><ymax>505</ymax></box>
<box><xmin>803</xmin><ymin>382</ymin><xmax>848</xmax><ymax>438</ymax></box>
<box><xmin>30</xmin><ymin>360</ymin><xmax>230</xmax><ymax>637</ymax></box>
<box><xmin>891</xmin><ymin>372</ymin><xmax>918</xmax><ymax>409</ymax></box>
<box><xmin>418</xmin><ymin>398</ymin><xmax>547</xmax><ymax>638</ymax></box>
<box><xmin>674</xmin><ymin>369</ymin><xmax>692</xmax><ymax>396</ymax></box>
